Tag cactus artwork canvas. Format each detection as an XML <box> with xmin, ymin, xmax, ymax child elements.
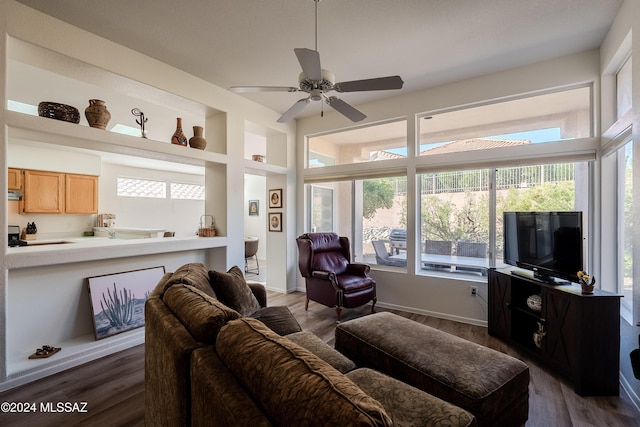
<box><xmin>87</xmin><ymin>266</ymin><xmax>165</xmax><ymax>340</ymax></box>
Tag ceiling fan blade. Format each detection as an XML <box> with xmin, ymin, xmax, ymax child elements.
<box><xmin>334</xmin><ymin>75</ymin><xmax>404</xmax><ymax>92</ymax></box>
<box><xmin>277</xmin><ymin>98</ymin><xmax>311</xmax><ymax>123</ymax></box>
<box><xmin>294</xmin><ymin>48</ymin><xmax>322</xmax><ymax>81</ymax></box>
<box><xmin>230</xmin><ymin>86</ymin><xmax>299</xmax><ymax>93</ymax></box>
<box><xmin>326</xmin><ymin>96</ymin><xmax>366</xmax><ymax>122</ymax></box>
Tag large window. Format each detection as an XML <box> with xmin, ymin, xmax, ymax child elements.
<box><xmin>419</xmin><ymin>87</ymin><xmax>591</xmax><ymax>156</ymax></box>
<box><xmin>307</xmin><ymin>120</ymin><xmax>406</xmax><ymax>168</ymax></box>
<box><xmin>417</xmin><ymin>162</ymin><xmax>585</xmax><ymax>277</ymax></box>
<box><xmin>618</xmin><ymin>141</ymin><xmax>633</xmax><ymax>311</ymax></box>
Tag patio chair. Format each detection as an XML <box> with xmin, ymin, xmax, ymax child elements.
<box><xmin>372</xmin><ymin>240</ymin><xmax>406</xmax><ymax>267</ymax></box>
<box><xmin>455</xmin><ymin>241</ymin><xmax>487</xmax><ymax>275</ymax></box>
<box><xmin>423</xmin><ymin>240</ymin><xmax>452</xmax><ymax>270</ymax></box>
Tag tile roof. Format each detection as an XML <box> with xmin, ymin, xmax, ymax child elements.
<box><xmin>420</xmin><ymin>138</ymin><xmax>531</xmax><ymax>155</ymax></box>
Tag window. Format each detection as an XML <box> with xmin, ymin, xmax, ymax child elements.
<box><xmin>117</xmin><ymin>177</ymin><xmax>166</xmax><ymax>198</ymax></box>
<box><xmin>618</xmin><ymin>141</ymin><xmax>633</xmax><ymax>311</ymax></box>
<box><xmin>419</xmin><ymin>87</ymin><xmax>591</xmax><ymax>156</ymax></box>
<box><xmin>305</xmin><ymin>176</ymin><xmax>408</xmax><ymax>270</ymax></box>
<box><xmin>307</xmin><ymin>120</ymin><xmax>407</xmax><ymax>168</ymax></box>
<box><xmin>170</xmin><ymin>183</ymin><xmax>205</xmax><ymax>200</ymax></box>
<box><xmin>418</xmin><ymin>161</ymin><xmax>586</xmax><ymax>277</ymax></box>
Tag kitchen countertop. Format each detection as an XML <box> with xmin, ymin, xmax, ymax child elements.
<box><xmin>5</xmin><ymin>235</ymin><xmax>227</xmax><ymax>269</ymax></box>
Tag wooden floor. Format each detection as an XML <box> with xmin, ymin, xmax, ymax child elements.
<box><xmin>1</xmin><ymin>290</ymin><xmax>639</xmax><ymax>427</ymax></box>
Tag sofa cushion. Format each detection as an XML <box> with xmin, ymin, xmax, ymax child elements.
<box><xmin>347</xmin><ymin>368</ymin><xmax>477</xmax><ymax>427</ymax></box>
<box><xmin>217</xmin><ymin>318</ymin><xmax>392</xmax><ymax>426</ymax></box>
<box><xmin>158</xmin><ymin>263</ymin><xmax>216</xmax><ymax>299</ymax></box>
<box><xmin>163</xmin><ymin>284</ymin><xmax>241</xmax><ymax>344</ymax></box>
<box><xmin>249</xmin><ymin>306</ymin><xmax>302</xmax><ymax>336</ymax></box>
<box><xmin>209</xmin><ymin>266</ymin><xmax>261</xmax><ymax>316</ymax></box>
<box><xmin>286</xmin><ymin>331</ymin><xmax>356</xmax><ymax>374</ymax></box>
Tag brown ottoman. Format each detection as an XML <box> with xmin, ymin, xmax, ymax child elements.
<box><xmin>335</xmin><ymin>312</ymin><xmax>529</xmax><ymax>427</ymax></box>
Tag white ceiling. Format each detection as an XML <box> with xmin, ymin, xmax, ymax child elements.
<box><xmin>15</xmin><ymin>0</ymin><xmax>623</xmax><ymax>120</ymax></box>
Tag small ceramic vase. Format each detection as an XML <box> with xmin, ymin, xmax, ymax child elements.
<box><xmin>189</xmin><ymin>126</ymin><xmax>207</xmax><ymax>150</ymax></box>
<box><xmin>171</xmin><ymin>118</ymin><xmax>188</xmax><ymax>146</ymax></box>
<box><xmin>84</xmin><ymin>99</ymin><xmax>111</xmax><ymax>129</ymax></box>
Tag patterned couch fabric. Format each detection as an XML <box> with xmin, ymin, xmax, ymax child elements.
<box><xmin>347</xmin><ymin>368</ymin><xmax>477</xmax><ymax>427</ymax></box>
<box><xmin>217</xmin><ymin>318</ymin><xmax>392</xmax><ymax>427</ymax></box>
<box><xmin>163</xmin><ymin>284</ymin><xmax>241</xmax><ymax>344</ymax></box>
<box><xmin>191</xmin><ymin>347</ymin><xmax>273</xmax><ymax>427</ymax></box>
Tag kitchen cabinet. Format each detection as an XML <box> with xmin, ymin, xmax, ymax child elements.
<box><xmin>65</xmin><ymin>174</ymin><xmax>98</xmax><ymax>214</ymax></box>
<box><xmin>22</xmin><ymin>170</ymin><xmax>98</xmax><ymax>214</ymax></box>
<box><xmin>22</xmin><ymin>170</ymin><xmax>65</xmax><ymax>213</ymax></box>
<box><xmin>488</xmin><ymin>268</ymin><xmax>621</xmax><ymax>396</ymax></box>
<box><xmin>8</xmin><ymin>168</ymin><xmax>21</xmax><ymax>190</ymax></box>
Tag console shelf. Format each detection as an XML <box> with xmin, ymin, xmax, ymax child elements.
<box><xmin>488</xmin><ymin>268</ymin><xmax>622</xmax><ymax>396</ymax></box>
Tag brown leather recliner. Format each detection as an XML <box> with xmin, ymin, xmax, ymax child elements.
<box><xmin>296</xmin><ymin>232</ymin><xmax>376</xmax><ymax>321</ymax></box>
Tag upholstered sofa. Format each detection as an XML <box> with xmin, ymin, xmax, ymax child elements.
<box><xmin>145</xmin><ymin>263</ymin><xmax>477</xmax><ymax>426</ymax></box>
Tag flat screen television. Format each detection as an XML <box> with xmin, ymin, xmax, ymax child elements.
<box><xmin>503</xmin><ymin>211</ymin><xmax>583</xmax><ymax>283</ymax></box>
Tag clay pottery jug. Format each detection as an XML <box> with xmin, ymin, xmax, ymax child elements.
<box><xmin>171</xmin><ymin>118</ymin><xmax>188</xmax><ymax>146</ymax></box>
<box><xmin>189</xmin><ymin>126</ymin><xmax>207</xmax><ymax>150</ymax></box>
<box><xmin>84</xmin><ymin>99</ymin><xmax>111</xmax><ymax>129</ymax></box>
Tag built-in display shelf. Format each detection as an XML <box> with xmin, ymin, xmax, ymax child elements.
<box><xmin>7</xmin><ymin>111</ymin><xmax>228</xmax><ymax>167</ymax></box>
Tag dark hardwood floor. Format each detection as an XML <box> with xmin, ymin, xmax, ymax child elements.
<box><xmin>1</xmin><ymin>290</ymin><xmax>639</xmax><ymax>426</ymax></box>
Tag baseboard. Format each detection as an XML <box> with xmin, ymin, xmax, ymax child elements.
<box><xmin>374</xmin><ymin>300</ymin><xmax>488</xmax><ymax>327</ymax></box>
<box><xmin>293</xmin><ymin>287</ymin><xmax>487</xmax><ymax>327</ymax></box>
<box><xmin>620</xmin><ymin>372</ymin><xmax>640</xmax><ymax>412</ymax></box>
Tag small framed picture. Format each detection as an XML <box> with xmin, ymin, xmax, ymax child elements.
<box><xmin>248</xmin><ymin>200</ymin><xmax>259</xmax><ymax>216</ymax></box>
<box><xmin>269</xmin><ymin>188</ymin><xmax>283</xmax><ymax>209</ymax></box>
<box><xmin>269</xmin><ymin>212</ymin><xmax>282</xmax><ymax>232</ymax></box>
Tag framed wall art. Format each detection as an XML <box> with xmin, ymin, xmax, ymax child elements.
<box><xmin>269</xmin><ymin>212</ymin><xmax>283</xmax><ymax>232</ymax></box>
<box><xmin>248</xmin><ymin>200</ymin><xmax>259</xmax><ymax>216</ymax></box>
<box><xmin>268</xmin><ymin>188</ymin><xmax>283</xmax><ymax>208</ymax></box>
<box><xmin>86</xmin><ymin>266</ymin><xmax>166</xmax><ymax>340</ymax></box>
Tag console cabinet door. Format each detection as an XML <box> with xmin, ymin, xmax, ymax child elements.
<box><xmin>541</xmin><ymin>289</ymin><xmax>576</xmax><ymax>376</ymax></box>
<box><xmin>22</xmin><ymin>170</ymin><xmax>65</xmax><ymax>213</ymax></box>
<box><xmin>488</xmin><ymin>269</ymin><xmax>511</xmax><ymax>340</ymax></box>
<box><xmin>65</xmin><ymin>174</ymin><xmax>98</xmax><ymax>214</ymax></box>
<box><xmin>8</xmin><ymin>168</ymin><xmax>21</xmax><ymax>190</ymax></box>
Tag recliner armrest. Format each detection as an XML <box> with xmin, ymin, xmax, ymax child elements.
<box><xmin>311</xmin><ymin>270</ymin><xmax>332</xmax><ymax>281</ymax></box>
<box><xmin>347</xmin><ymin>263</ymin><xmax>370</xmax><ymax>276</ymax></box>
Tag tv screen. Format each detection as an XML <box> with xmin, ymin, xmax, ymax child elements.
<box><xmin>503</xmin><ymin>211</ymin><xmax>583</xmax><ymax>282</ymax></box>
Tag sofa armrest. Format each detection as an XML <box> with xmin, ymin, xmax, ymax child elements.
<box><xmin>247</xmin><ymin>280</ymin><xmax>267</xmax><ymax>307</ymax></box>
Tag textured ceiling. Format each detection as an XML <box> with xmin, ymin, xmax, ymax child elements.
<box><xmin>15</xmin><ymin>0</ymin><xmax>624</xmax><ymax>119</ymax></box>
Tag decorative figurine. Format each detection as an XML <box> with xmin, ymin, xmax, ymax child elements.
<box><xmin>131</xmin><ymin>108</ymin><xmax>148</xmax><ymax>138</ymax></box>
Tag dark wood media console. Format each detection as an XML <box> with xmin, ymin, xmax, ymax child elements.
<box><xmin>488</xmin><ymin>268</ymin><xmax>622</xmax><ymax>396</ymax></box>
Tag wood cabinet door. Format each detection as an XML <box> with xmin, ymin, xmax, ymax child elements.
<box><xmin>542</xmin><ymin>289</ymin><xmax>576</xmax><ymax>376</ymax></box>
<box><xmin>488</xmin><ymin>269</ymin><xmax>511</xmax><ymax>340</ymax></box>
<box><xmin>23</xmin><ymin>170</ymin><xmax>65</xmax><ymax>213</ymax></box>
<box><xmin>65</xmin><ymin>174</ymin><xmax>98</xmax><ymax>214</ymax></box>
<box><xmin>8</xmin><ymin>168</ymin><xmax>21</xmax><ymax>190</ymax></box>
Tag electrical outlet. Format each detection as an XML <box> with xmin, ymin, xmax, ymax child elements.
<box><xmin>470</xmin><ymin>286</ymin><xmax>478</xmax><ymax>296</ymax></box>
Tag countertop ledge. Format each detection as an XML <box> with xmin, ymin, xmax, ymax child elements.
<box><xmin>4</xmin><ymin>235</ymin><xmax>227</xmax><ymax>269</ymax></box>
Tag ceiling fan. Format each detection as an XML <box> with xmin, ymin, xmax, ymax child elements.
<box><xmin>230</xmin><ymin>0</ymin><xmax>404</xmax><ymax>123</ymax></box>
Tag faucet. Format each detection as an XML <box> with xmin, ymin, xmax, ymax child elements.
<box><xmin>107</xmin><ymin>230</ymin><xmax>117</xmax><ymax>239</ymax></box>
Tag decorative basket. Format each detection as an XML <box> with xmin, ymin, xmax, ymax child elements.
<box><xmin>198</xmin><ymin>215</ymin><xmax>216</xmax><ymax>237</ymax></box>
<box><xmin>38</xmin><ymin>102</ymin><xmax>80</xmax><ymax>124</ymax></box>
<box><xmin>526</xmin><ymin>294</ymin><xmax>542</xmax><ymax>312</ymax></box>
